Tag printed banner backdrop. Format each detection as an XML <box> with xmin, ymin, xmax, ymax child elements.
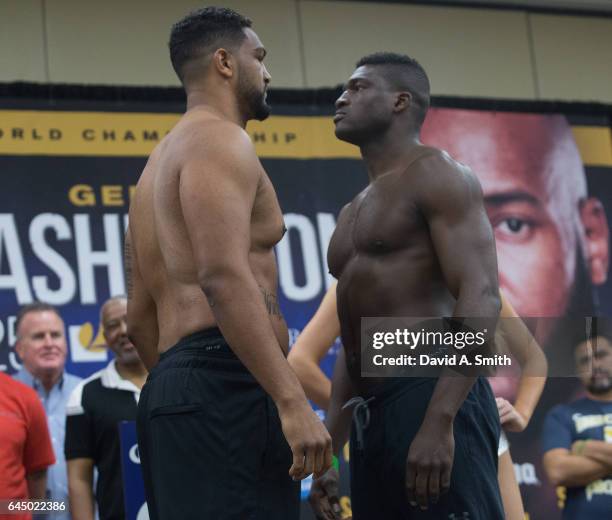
<box><xmin>1</xmin><ymin>98</ymin><xmax>611</xmax><ymax>520</ymax></box>
<box><xmin>119</xmin><ymin>421</ymin><xmax>148</xmax><ymax>520</ymax></box>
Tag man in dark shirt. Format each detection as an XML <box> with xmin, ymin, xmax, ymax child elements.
<box><xmin>65</xmin><ymin>296</ymin><xmax>147</xmax><ymax>520</ymax></box>
<box><xmin>542</xmin><ymin>318</ymin><xmax>612</xmax><ymax>519</ymax></box>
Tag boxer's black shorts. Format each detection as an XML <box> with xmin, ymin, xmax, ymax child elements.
<box><xmin>349</xmin><ymin>377</ymin><xmax>504</xmax><ymax>519</ymax></box>
<box><xmin>137</xmin><ymin>328</ymin><xmax>300</xmax><ymax>520</ymax></box>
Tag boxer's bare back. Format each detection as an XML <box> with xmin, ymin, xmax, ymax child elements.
<box><xmin>127</xmin><ymin>109</ymin><xmax>288</xmax><ymax>361</ymax></box>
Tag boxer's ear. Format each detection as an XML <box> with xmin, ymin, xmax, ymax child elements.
<box><xmin>393</xmin><ymin>91</ymin><xmax>412</xmax><ymax>114</ymax></box>
<box><xmin>212</xmin><ymin>48</ymin><xmax>234</xmax><ymax>79</ymax></box>
<box><xmin>580</xmin><ymin>197</ymin><xmax>609</xmax><ymax>285</ymax></box>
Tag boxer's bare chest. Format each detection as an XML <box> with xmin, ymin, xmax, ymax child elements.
<box><xmin>328</xmin><ymin>171</ymin><xmax>428</xmax><ymax>279</ymax></box>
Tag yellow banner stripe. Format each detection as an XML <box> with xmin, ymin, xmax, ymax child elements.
<box><xmin>0</xmin><ymin>110</ymin><xmax>609</xmax><ymax>165</ymax></box>
<box><xmin>571</xmin><ymin>126</ymin><xmax>612</xmax><ymax>167</ymax></box>
<box><xmin>0</xmin><ymin>110</ymin><xmax>360</xmax><ymax>159</ymax></box>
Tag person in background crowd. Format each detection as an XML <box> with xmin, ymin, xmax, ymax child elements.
<box><xmin>0</xmin><ymin>372</ymin><xmax>55</xmax><ymax>520</ymax></box>
<box><xmin>13</xmin><ymin>302</ymin><xmax>82</xmax><ymax>519</ymax></box>
<box><xmin>542</xmin><ymin>318</ymin><xmax>612</xmax><ymax>519</ymax></box>
<box><xmin>65</xmin><ymin>296</ymin><xmax>147</xmax><ymax>520</ymax></box>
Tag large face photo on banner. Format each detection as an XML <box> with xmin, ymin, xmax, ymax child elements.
<box><xmin>424</xmin><ymin>109</ymin><xmax>612</xmax><ymax>386</ymax></box>
<box><xmin>422</xmin><ymin>108</ymin><xmax>612</xmax><ymax>520</ymax></box>
<box><xmin>0</xmin><ymin>102</ymin><xmax>610</xmax><ymax>519</ymax></box>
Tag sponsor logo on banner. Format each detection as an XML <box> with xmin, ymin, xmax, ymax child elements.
<box><xmin>69</xmin><ymin>322</ymin><xmax>108</xmax><ymax>363</ymax></box>
<box><xmin>129</xmin><ymin>444</ymin><xmax>140</xmax><ymax>465</ymax></box>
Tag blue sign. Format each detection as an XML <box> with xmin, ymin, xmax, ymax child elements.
<box><xmin>119</xmin><ymin>421</ymin><xmax>148</xmax><ymax>520</ymax></box>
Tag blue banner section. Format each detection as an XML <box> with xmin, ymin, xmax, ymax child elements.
<box><xmin>119</xmin><ymin>421</ymin><xmax>147</xmax><ymax>520</ymax></box>
<box><xmin>0</xmin><ymin>154</ymin><xmax>367</xmax><ymax>377</ymax></box>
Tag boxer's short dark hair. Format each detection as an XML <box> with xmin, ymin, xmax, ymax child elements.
<box><xmin>169</xmin><ymin>6</ymin><xmax>252</xmax><ymax>83</ymax></box>
<box><xmin>356</xmin><ymin>52</ymin><xmax>430</xmax><ymax>126</ymax></box>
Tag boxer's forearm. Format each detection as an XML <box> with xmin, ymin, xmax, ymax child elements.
<box><xmin>424</xmin><ymin>374</ymin><xmax>477</xmax><ymax>425</ymax></box>
<box><xmin>422</xmin><ymin>286</ymin><xmax>497</xmax><ymax>423</ymax></box>
<box><xmin>326</xmin><ymin>410</ymin><xmax>352</xmax><ymax>458</ymax></box>
<box><xmin>325</xmin><ymin>348</ymin><xmax>355</xmax><ymax>454</ymax></box>
<box><xmin>453</xmin><ymin>284</ymin><xmax>501</xmax><ymax>353</ymax></box>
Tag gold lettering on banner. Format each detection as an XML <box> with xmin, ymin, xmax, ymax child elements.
<box><xmin>0</xmin><ymin>110</ymin><xmax>609</xmax><ymax>165</ymax></box>
<box><xmin>69</xmin><ymin>185</ymin><xmax>95</xmax><ymax>206</ymax></box>
<box><xmin>101</xmin><ymin>186</ymin><xmax>124</xmax><ymax>206</ymax></box>
<box><xmin>67</xmin><ymin>184</ymin><xmax>136</xmax><ymax>207</ymax></box>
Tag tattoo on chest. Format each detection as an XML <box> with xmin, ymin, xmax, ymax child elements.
<box><xmin>260</xmin><ymin>287</ymin><xmax>281</xmax><ymax>317</ymax></box>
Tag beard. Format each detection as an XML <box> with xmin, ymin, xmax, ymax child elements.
<box><xmin>238</xmin><ymin>74</ymin><xmax>270</xmax><ymax>121</ymax></box>
<box><xmin>587</xmin><ymin>373</ymin><xmax>612</xmax><ymax>395</ymax></box>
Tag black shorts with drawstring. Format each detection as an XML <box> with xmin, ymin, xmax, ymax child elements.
<box><xmin>348</xmin><ymin>377</ymin><xmax>504</xmax><ymax>520</ymax></box>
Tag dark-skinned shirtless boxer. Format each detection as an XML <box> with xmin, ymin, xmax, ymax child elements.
<box><xmin>309</xmin><ymin>52</ymin><xmax>504</xmax><ymax>520</ymax></box>
<box><xmin>125</xmin><ymin>7</ymin><xmax>331</xmax><ymax>520</ymax></box>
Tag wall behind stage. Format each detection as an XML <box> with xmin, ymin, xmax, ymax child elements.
<box><xmin>2</xmin><ymin>0</ymin><xmax>612</xmax><ymax>102</ymax></box>
<box><xmin>0</xmin><ymin>100</ymin><xmax>611</xmax><ymax>520</ymax></box>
